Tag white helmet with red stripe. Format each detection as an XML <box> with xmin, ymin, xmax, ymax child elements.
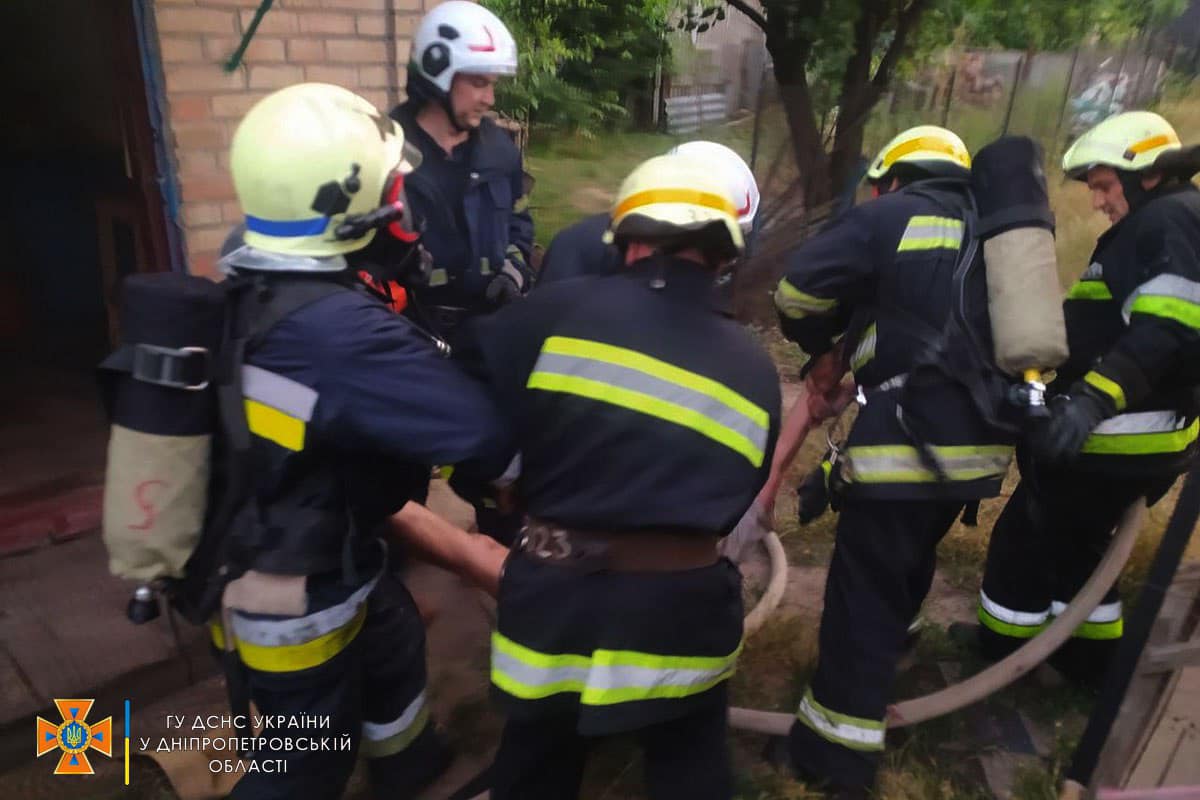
<box><xmin>409</xmin><ymin>1</ymin><xmax>517</xmax><ymax>100</ymax></box>
<box><xmin>668</xmin><ymin>141</ymin><xmax>759</xmax><ymax>233</ymax></box>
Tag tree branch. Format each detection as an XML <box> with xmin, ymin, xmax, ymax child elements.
<box><xmin>724</xmin><ymin>0</ymin><xmax>768</xmax><ymax>32</ymax></box>
<box><xmin>871</xmin><ymin>0</ymin><xmax>928</xmax><ymax>92</ymax></box>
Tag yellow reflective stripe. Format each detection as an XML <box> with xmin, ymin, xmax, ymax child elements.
<box><xmin>1074</xmin><ymin>618</ymin><xmax>1124</xmax><ymax>640</ymax></box>
<box><xmin>540</xmin><ymin>337</ymin><xmax>767</xmax><ymax>427</ymax></box>
<box><xmin>209</xmin><ymin>605</ymin><xmax>366</xmax><ymax>673</ymax></box>
<box><xmin>613</xmin><ymin>188</ymin><xmax>736</xmax><ymax>222</ymax></box>
<box><xmin>851</xmin><ymin>323</ymin><xmax>876</xmax><ymax>372</ymax></box>
<box><xmin>491</xmin><ymin>632</ymin><xmax>740</xmax><ymax>706</ymax></box>
<box><xmin>845</xmin><ymin>444</ymin><xmax>1013</xmax><ymax>483</ymax></box>
<box><xmin>244</xmin><ymin>399</ymin><xmax>306</xmax><ymax>451</ymax></box>
<box><xmin>1066</xmin><ymin>280</ymin><xmax>1113</xmax><ymax>301</ymax></box>
<box><xmin>897</xmin><ymin>215</ymin><xmax>964</xmax><ymax>252</ymax></box>
<box><xmin>360</xmin><ymin>695</ymin><xmax>430</xmax><ymax>758</ymax></box>
<box><xmin>527</xmin><ymin>373</ymin><xmax>763</xmax><ymax>466</ymax></box>
<box><xmin>1082</xmin><ymin>417</ymin><xmax>1199</xmax><ymax>455</ymax></box>
<box><xmin>1129</xmin><ymin>295</ymin><xmax>1200</xmax><ymax>329</ymax></box>
<box><xmin>978</xmin><ymin>605</ymin><xmax>1045</xmax><ymax>639</ymax></box>
<box><xmin>1083</xmin><ymin>371</ymin><xmax>1127</xmax><ymax>412</ymax></box>
<box><xmin>1126</xmin><ymin>131</ymin><xmax>1180</xmax><ymax>156</ymax></box>
<box><xmin>775</xmin><ymin>279</ymin><xmax>838</xmax><ymax>319</ymax></box>
<box><xmin>795</xmin><ymin>688</ymin><xmax>885</xmax><ymax>751</ymax></box>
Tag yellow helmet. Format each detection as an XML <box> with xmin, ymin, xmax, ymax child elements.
<box><xmin>866</xmin><ymin>125</ymin><xmax>971</xmax><ymax>183</ymax></box>
<box><xmin>608</xmin><ymin>154</ymin><xmax>744</xmax><ymax>259</ymax></box>
<box><xmin>1062</xmin><ymin>111</ymin><xmax>1182</xmax><ymax>181</ymax></box>
<box><xmin>227</xmin><ymin>83</ymin><xmax>419</xmax><ymax>269</ymax></box>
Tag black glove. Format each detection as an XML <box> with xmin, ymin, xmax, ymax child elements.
<box><xmin>796</xmin><ymin>461</ymin><xmax>833</xmax><ymax>524</ymax></box>
<box><xmin>1031</xmin><ymin>382</ymin><xmax>1117</xmax><ymax>464</ymax></box>
<box><xmin>486</xmin><ymin>273</ymin><xmax>521</xmax><ymax>306</ymax></box>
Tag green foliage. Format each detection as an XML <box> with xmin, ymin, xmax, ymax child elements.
<box><xmin>481</xmin><ymin>0</ymin><xmax>675</xmax><ymax>136</ymax></box>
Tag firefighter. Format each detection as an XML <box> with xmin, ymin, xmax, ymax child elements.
<box><xmin>536</xmin><ymin>140</ymin><xmax>761</xmax><ymax>286</ymax></box>
<box><xmin>385</xmin><ymin>0</ymin><xmax>533</xmax><ymax>342</ymax></box>
<box><xmin>771</xmin><ymin>125</ymin><xmax>1017</xmax><ymax>797</ymax></box>
<box><xmin>212</xmin><ymin>83</ymin><xmax>514</xmax><ymax>799</ymax></box>
<box><xmin>463</xmin><ymin>154</ymin><xmax>781</xmax><ymax>799</ymax></box>
<box><xmin>970</xmin><ymin>111</ymin><xmax>1200</xmax><ymax>682</ymax></box>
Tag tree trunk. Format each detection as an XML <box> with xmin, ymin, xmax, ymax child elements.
<box><xmin>777</xmin><ymin>79</ymin><xmax>831</xmax><ymax>207</ymax></box>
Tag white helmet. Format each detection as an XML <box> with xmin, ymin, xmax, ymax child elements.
<box><xmin>408</xmin><ymin>1</ymin><xmax>517</xmax><ymax>107</ymax></box>
<box><xmin>668</xmin><ymin>141</ymin><xmax>760</xmax><ymax>232</ymax></box>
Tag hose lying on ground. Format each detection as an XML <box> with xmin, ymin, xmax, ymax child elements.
<box><xmin>729</xmin><ymin>500</ymin><xmax>1146</xmax><ymax>735</ymax></box>
<box><xmin>744</xmin><ymin>532</ymin><xmax>789</xmax><ymax>637</ymax></box>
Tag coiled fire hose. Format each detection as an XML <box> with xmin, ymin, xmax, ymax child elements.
<box><xmin>729</xmin><ymin>500</ymin><xmax>1146</xmax><ymax>734</ymax></box>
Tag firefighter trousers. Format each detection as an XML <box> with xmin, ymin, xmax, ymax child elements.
<box><xmin>490</xmin><ymin>684</ymin><xmax>733</xmax><ymax>800</ymax></box>
<box><xmin>978</xmin><ymin>460</ymin><xmax>1175</xmax><ymax>682</ymax></box>
<box><xmin>223</xmin><ymin>573</ymin><xmax>448</xmax><ymax>799</ymax></box>
<box><xmin>787</xmin><ymin>498</ymin><xmax>965</xmax><ymax>789</ymax></box>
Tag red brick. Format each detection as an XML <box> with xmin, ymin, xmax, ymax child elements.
<box><xmin>211</xmin><ymin>91</ymin><xmax>270</xmax><ymax>118</ymax></box>
<box><xmin>297</xmin><ymin>12</ymin><xmax>355</xmax><ymax>34</ymax></box>
<box><xmin>280</xmin><ymin>0</ymin><xmax>325</xmax><ymax>7</ymax></box>
<box><xmin>286</xmin><ymin>38</ymin><xmax>326</xmax><ymax>61</ymax></box>
<box><xmin>239</xmin><ymin>8</ymin><xmax>300</xmax><ymax>33</ymax></box>
<box><xmin>358</xmin><ymin>65</ymin><xmax>388</xmax><ymax>88</ymax></box>
<box><xmin>170</xmin><ymin>94</ymin><xmax>212</xmax><ymax>123</ymax></box>
<box><xmin>304</xmin><ymin>64</ymin><xmax>358</xmax><ymax>85</ymax></box>
<box><xmin>248</xmin><ymin>64</ymin><xmax>306</xmax><ymax>89</ymax></box>
<box><xmin>165</xmin><ymin>64</ymin><xmax>245</xmax><ymax>93</ymax></box>
<box><xmin>177</xmin><ymin>172</ymin><xmax>236</xmax><ymax>203</ymax></box>
<box><xmin>321</xmin><ymin>0</ymin><xmax>385</xmax><ymax>9</ymax></box>
<box><xmin>359</xmin><ymin>89</ymin><xmax>388</xmax><ymax>111</ymax></box>
<box><xmin>205</xmin><ymin>35</ymin><xmax>285</xmax><ymax>62</ymax></box>
<box><xmin>222</xmin><ymin>201</ymin><xmax>244</xmax><ymax>222</ymax></box>
<box><xmin>326</xmin><ymin>38</ymin><xmax>387</xmax><ymax>63</ymax></box>
<box><xmin>184</xmin><ymin>202</ymin><xmax>224</xmax><ymax>227</ymax></box>
<box><xmin>155</xmin><ymin>6</ymin><xmax>238</xmax><ymax>34</ymax></box>
<box><xmin>195</xmin><ymin>0</ymin><xmax>272</xmax><ymax>7</ymax></box>
<box><xmin>178</xmin><ymin>150</ymin><xmax>220</xmax><ymax>174</ymax></box>
<box><xmin>217</xmin><ymin>152</ymin><xmax>234</xmax><ymax>171</ymax></box>
<box><xmin>172</xmin><ymin>121</ymin><xmax>228</xmax><ymax>149</ymax></box>
<box><xmin>355</xmin><ymin>13</ymin><xmax>385</xmax><ymax>36</ymax></box>
<box><xmin>160</xmin><ymin>36</ymin><xmax>205</xmax><ymax>63</ymax></box>
<box><xmin>393</xmin><ymin>12</ymin><xmax>419</xmax><ymax>38</ymax></box>
<box><xmin>189</xmin><ymin>250</ymin><xmax>221</xmax><ymax>280</ymax></box>
<box><xmin>394</xmin><ymin>0</ymin><xmax>421</xmax><ymax>8</ymax></box>
<box><xmin>187</xmin><ymin>226</ymin><xmax>235</xmax><ymax>252</ymax></box>
<box><xmin>395</xmin><ymin>39</ymin><xmax>411</xmax><ymax>66</ymax></box>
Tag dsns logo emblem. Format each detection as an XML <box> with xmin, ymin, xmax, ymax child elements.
<box><xmin>36</xmin><ymin>699</ymin><xmax>112</xmax><ymax>775</ymax></box>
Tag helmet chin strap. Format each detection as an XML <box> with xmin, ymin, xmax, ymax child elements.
<box><xmin>1117</xmin><ymin>169</ymin><xmax>1150</xmax><ymax>213</ymax></box>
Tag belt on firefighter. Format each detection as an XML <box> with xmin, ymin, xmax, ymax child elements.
<box><xmin>426</xmin><ymin>304</ymin><xmax>471</xmax><ymax>333</ymax></box>
<box><xmin>516</xmin><ymin>519</ymin><xmax>719</xmax><ymax>572</ymax></box>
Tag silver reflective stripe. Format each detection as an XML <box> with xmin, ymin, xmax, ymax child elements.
<box><xmin>897</xmin><ymin>216</ymin><xmax>964</xmax><ymax>252</ymax></box>
<box><xmin>796</xmin><ymin>691</ymin><xmax>884</xmax><ymax>750</ymax></box>
<box><xmin>362</xmin><ymin>691</ymin><xmax>427</xmax><ymax>742</ymax></box>
<box><xmin>531</xmin><ymin>351</ymin><xmax>768</xmax><ymax>459</ymax></box>
<box><xmin>491</xmin><ymin>647</ymin><xmax>590</xmax><ymax>693</ymax></box>
<box><xmin>1051</xmin><ymin>599</ymin><xmax>1122</xmax><ymax>623</ymax></box>
<box><xmin>588</xmin><ymin>661</ymin><xmax>731</xmax><ymax>692</ymax></box>
<box><xmin>852</xmin><ymin>323</ymin><xmax>876</xmax><ymax>372</ymax></box>
<box><xmin>980</xmin><ymin>590</ymin><xmax>1048</xmax><ymax>627</ymax></box>
<box><xmin>1122</xmin><ymin>274</ymin><xmax>1200</xmax><ymax>323</ymax></box>
<box><xmin>1092</xmin><ymin>410</ymin><xmax>1190</xmax><ymax>435</ymax></box>
<box><xmin>242</xmin><ymin>365</ymin><xmax>318</xmax><ymax>421</ymax></box>
<box><xmin>846</xmin><ymin>445</ymin><xmax>1012</xmax><ymax>482</ymax></box>
<box><xmin>1081</xmin><ymin>261</ymin><xmax>1104</xmax><ymax>281</ymax></box>
<box><xmin>230</xmin><ymin>572</ymin><xmax>379</xmax><ymax>647</ymax></box>
<box><xmin>775</xmin><ymin>280</ymin><xmax>838</xmax><ymax>319</ymax></box>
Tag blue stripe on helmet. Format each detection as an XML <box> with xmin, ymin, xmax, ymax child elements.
<box><xmin>245</xmin><ymin>215</ymin><xmax>329</xmax><ymax>237</ymax></box>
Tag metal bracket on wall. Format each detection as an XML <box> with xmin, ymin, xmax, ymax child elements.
<box><xmin>224</xmin><ymin>0</ymin><xmax>275</xmax><ymax>73</ymax></box>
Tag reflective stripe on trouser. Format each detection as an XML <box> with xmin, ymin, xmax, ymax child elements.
<box><xmin>210</xmin><ymin>574</ymin><xmax>379</xmax><ymax>673</ymax></box>
<box><xmin>977</xmin><ymin>589</ymin><xmax>1049</xmax><ymax>639</ymax></box>
<box><xmin>1082</xmin><ymin>411</ymin><xmax>1199</xmax><ymax>456</ymax></box>
<box><xmin>1051</xmin><ymin>599</ymin><xmax>1124</xmax><ymax>640</ymax></box>
<box><xmin>795</xmin><ymin>688</ymin><xmax>884</xmax><ymax>752</ymax></box>
<box><xmin>1122</xmin><ymin>273</ymin><xmax>1200</xmax><ymax>329</ymax></box>
<box><xmin>896</xmin><ymin>215</ymin><xmax>963</xmax><ymax>252</ymax></box>
<box><xmin>775</xmin><ymin>279</ymin><xmax>838</xmax><ymax>319</ymax></box>
<box><xmin>242</xmin><ymin>365</ymin><xmax>319</xmax><ymax>452</ymax></box>
<box><xmin>845</xmin><ymin>444</ymin><xmax>1013</xmax><ymax>484</ymax></box>
<box><xmin>526</xmin><ymin>336</ymin><xmax>770</xmax><ymax>467</ymax></box>
<box><xmin>490</xmin><ymin>631</ymin><xmax>741</xmax><ymax>706</ymax></box>
<box><xmin>361</xmin><ymin>691</ymin><xmax>430</xmax><ymax>758</ymax></box>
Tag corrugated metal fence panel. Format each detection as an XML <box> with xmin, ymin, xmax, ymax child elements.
<box><xmin>665</xmin><ymin>91</ymin><xmax>729</xmax><ymax>133</ymax></box>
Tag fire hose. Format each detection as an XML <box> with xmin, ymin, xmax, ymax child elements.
<box><xmin>729</xmin><ymin>500</ymin><xmax>1146</xmax><ymax>734</ymax></box>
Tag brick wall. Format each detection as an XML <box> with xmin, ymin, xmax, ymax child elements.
<box><xmin>152</xmin><ymin>0</ymin><xmax>441</xmax><ymax>278</ymax></box>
